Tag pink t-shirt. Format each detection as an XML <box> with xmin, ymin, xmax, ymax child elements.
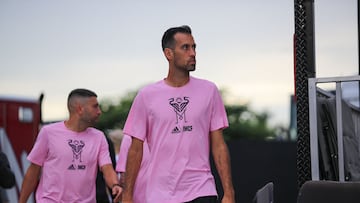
<box><xmin>115</xmin><ymin>134</ymin><xmax>149</xmax><ymax>203</ymax></box>
<box><xmin>27</xmin><ymin>122</ymin><xmax>112</xmax><ymax>203</ymax></box>
<box><xmin>116</xmin><ymin>134</ymin><xmax>131</xmax><ymax>173</ymax></box>
<box><xmin>124</xmin><ymin>76</ymin><xmax>228</xmax><ymax>202</ymax></box>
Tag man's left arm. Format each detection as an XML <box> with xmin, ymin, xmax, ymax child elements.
<box><xmin>210</xmin><ymin>129</ymin><xmax>235</xmax><ymax>203</ymax></box>
<box><xmin>102</xmin><ymin>164</ymin><xmax>122</xmax><ymax>202</ymax></box>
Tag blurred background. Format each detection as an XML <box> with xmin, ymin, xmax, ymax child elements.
<box><xmin>1</xmin><ymin>1</ymin><xmax>359</xmax><ymax>202</ymax></box>
<box><xmin>1</xmin><ymin>0</ymin><xmax>357</xmax><ymax>135</ymax></box>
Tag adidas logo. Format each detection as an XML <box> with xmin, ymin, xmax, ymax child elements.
<box><xmin>68</xmin><ymin>164</ymin><xmax>76</xmax><ymax>170</ymax></box>
<box><xmin>171</xmin><ymin>126</ymin><xmax>181</xmax><ymax>134</ymax></box>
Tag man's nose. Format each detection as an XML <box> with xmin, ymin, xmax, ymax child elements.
<box><xmin>190</xmin><ymin>48</ymin><xmax>196</xmax><ymax>56</ymax></box>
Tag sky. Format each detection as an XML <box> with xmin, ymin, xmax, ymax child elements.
<box><xmin>0</xmin><ymin>0</ymin><xmax>358</xmax><ymax>127</ymax></box>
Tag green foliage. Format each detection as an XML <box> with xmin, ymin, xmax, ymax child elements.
<box><xmin>96</xmin><ymin>91</ymin><xmax>137</xmax><ymax>132</ymax></box>
<box><xmin>224</xmin><ymin>105</ymin><xmax>276</xmax><ymax>140</ymax></box>
<box><xmin>96</xmin><ymin>89</ymin><xmax>276</xmax><ymax>140</ymax></box>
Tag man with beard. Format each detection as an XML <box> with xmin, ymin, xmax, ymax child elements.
<box><xmin>19</xmin><ymin>88</ymin><xmax>122</xmax><ymax>203</ymax></box>
<box><xmin>122</xmin><ymin>25</ymin><xmax>235</xmax><ymax>203</ymax></box>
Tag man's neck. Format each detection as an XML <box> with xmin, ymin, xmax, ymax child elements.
<box><xmin>165</xmin><ymin>72</ymin><xmax>190</xmax><ymax>87</ymax></box>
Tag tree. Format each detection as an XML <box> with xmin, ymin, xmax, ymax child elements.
<box><xmin>224</xmin><ymin>105</ymin><xmax>276</xmax><ymax>140</ymax></box>
<box><xmin>96</xmin><ymin>91</ymin><xmax>137</xmax><ymax>132</ymax></box>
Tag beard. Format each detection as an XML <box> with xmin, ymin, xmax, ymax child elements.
<box><xmin>87</xmin><ymin>119</ymin><xmax>97</xmax><ymax>127</ymax></box>
<box><xmin>89</xmin><ymin>117</ymin><xmax>100</xmax><ymax>127</ymax></box>
<box><xmin>173</xmin><ymin>54</ymin><xmax>196</xmax><ymax>72</ymax></box>
<box><xmin>82</xmin><ymin>115</ymin><xmax>99</xmax><ymax>127</ymax></box>
<box><xmin>188</xmin><ymin>64</ymin><xmax>196</xmax><ymax>72</ymax></box>
<box><xmin>186</xmin><ymin>57</ymin><xmax>196</xmax><ymax>71</ymax></box>
<box><xmin>175</xmin><ymin>61</ymin><xmax>196</xmax><ymax>72</ymax></box>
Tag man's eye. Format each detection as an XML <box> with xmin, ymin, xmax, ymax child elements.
<box><xmin>182</xmin><ymin>45</ymin><xmax>189</xmax><ymax>50</ymax></box>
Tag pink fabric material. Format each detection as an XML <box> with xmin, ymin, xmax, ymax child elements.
<box><xmin>115</xmin><ymin>134</ymin><xmax>149</xmax><ymax>203</ymax></box>
<box><xmin>115</xmin><ymin>134</ymin><xmax>131</xmax><ymax>173</ymax></box>
<box><xmin>123</xmin><ymin>76</ymin><xmax>228</xmax><ymax>202</ymax></box>
<box><xmin>27</xmin><ymin>122</ymin><xmax>112</xmax><ymax>203</ymax></box>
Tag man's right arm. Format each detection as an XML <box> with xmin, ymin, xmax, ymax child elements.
<box><xmin>122</xmin><ymin>137</ymin><xmax>143</xmax><ymax>203</ymax></box>
<box><xmin>19</xmin><ymin>163</ymin><xmax>41</xmax><ymax>203</ymax></box>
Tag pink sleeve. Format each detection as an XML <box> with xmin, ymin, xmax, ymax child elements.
<box><xmin>27</xmin><ymin>127</ymin><xmax>49</xmax><ymax>166</ymax></box>
<box><xmin>98</xmin><ymin>133</ymin><xmax>112</xmax><ymax>167</ymax></box>
<box><xmin>210</xmin><ymin>85</ymin><xmax>229</xmax><ymax>131</ymax></box>
<box><xmin>115</xmin><ymin>134</ymin><xmax>132</xmax><ymax>172</ymax></box>
<box><xmin>123</xmin><ymin>91</ymin><xmax>148</xmax><ymax>141</ymax></box>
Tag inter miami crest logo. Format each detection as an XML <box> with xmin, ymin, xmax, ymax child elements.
<box><xmin>67</xmin><ymin>139</ymin><xmax>86</xmax><ymax>170</ymax></box>
<box><xmin>169</xmin><ymin>96</ymin><xmax>193</xmax><ymax>134</ymax></box>
<box><xmin>169</xmin><ymin>97</ymin><xmax>189</xmax><ymax>124</ymax></box>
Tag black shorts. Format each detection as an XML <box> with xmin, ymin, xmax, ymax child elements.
<box><xmin>184</xmin><ymin>195</ymin><xmax>217</xmax><ymax>203</ymax></box>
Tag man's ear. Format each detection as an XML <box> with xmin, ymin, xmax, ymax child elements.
<box><xmin>76</xmin><ymin>103</ymin><xmax>84</xmax><ymax>114</ymax></box>
<box><xmin>164</xmin><ymin>48</ymin><xmax>173</xmax><ymax>61</ymax></box>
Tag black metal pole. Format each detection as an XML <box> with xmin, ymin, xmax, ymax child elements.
<box><xmin>294</xmin><ymin>0</ymin><xmax>316</xmax><ymax>189</ymax></box>
<box><xmin>304</xmin><ymin>0</ymin><xmax>316</xmax><ymax>78</ymax></box>
<box><xmin>358</xmin><ymin>0</ymin><xmax>360</xmax><ymax>107</ymax></box>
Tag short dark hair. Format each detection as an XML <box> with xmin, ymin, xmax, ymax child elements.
<box><xmin>161</xmin><ymin>25</ymin><xmax>192</xmax><ymax>51</ymax></box>
<box><xmin>68</xmin><ymin>88</ymin><xmax>97</xmax><ymax>100</ymax></box>
<box><xmin>67</xmin><ymin>88</ymin><xmax>97</xmax><ymax>108</ymax></box>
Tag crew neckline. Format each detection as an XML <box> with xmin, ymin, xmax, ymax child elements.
<box><xmin>163</xmin><ymin>76</ymin><xmax>192</xmax><ymax>88</ymax></box>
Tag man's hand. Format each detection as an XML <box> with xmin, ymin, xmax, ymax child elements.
<box><xmin>111</xmin><ymin>184</ymin><xmax>123</xmax><ymax>203</ymax></box>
